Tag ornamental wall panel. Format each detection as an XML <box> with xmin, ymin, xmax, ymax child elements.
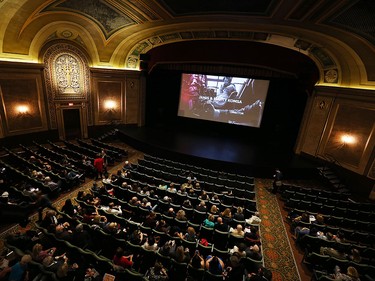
<box><xmin>0</xmin><ymin>70</ymin><xmax>48</xmax><ymax>136</ymax></box>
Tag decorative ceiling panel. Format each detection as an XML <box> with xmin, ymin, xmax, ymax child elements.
<box><xmin>127</xmin><ymin>0</ymin><xmax>161</xmax><ymax>21</ymax></box>
<box><xmin>157</xmin><ymin>0</ymin><xmax>275</xmax><ymax>16</ymax></box>
<box><xmin>326</xmin><ymin>0</ymin><xmax>375</xmax><ymax>45</ymax></box>
<box><xmin>310</xmin><ymin>47</ymin><xmax>335</xmax><ymax>68</ymax></box>
<box><xmin>288</xmin><ymin>0</ymin><xmax>317</xmax><ymax>20</ymax></box>
<box><xmin>43</xmin><ymin>0</ymin><xmax>136</xmax><ymax>38</ymax></box>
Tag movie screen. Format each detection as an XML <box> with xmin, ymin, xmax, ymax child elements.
<box><xmin>178</xmin><ymin>73</ymin><xmax>270</xmax><ymax>127</ymax></box>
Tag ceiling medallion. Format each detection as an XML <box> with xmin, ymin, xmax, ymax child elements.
<box><xmin>61</xmin><ymin>30</ymin><xmax>73</xmax><ymax>38</ymax></box>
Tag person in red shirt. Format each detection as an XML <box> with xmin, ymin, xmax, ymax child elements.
<box><xmin>93</xmin><ymin>154</ymin><xmax>104</xmax><ymax>180</ymax></box>
<box><xmin>112</xmin><ymin>247</ymin><xmax>133</xmax><ymax>269</ymax></box>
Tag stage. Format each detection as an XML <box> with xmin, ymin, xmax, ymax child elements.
<box><xmin>116</xmin><ymin>125</ymin><xmax>318</xmax><ymax>179</ymax></box>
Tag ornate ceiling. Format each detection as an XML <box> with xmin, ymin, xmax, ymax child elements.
<box><xmin>1</xmin><ymin>0</ymin><xmax>375</xmax><ymax>89</ymax></box>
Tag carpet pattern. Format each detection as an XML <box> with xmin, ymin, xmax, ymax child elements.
<box><xmin>256</xmin><ymin>178</ymin><xmax>301</xmax><ymax>281</ymax></box>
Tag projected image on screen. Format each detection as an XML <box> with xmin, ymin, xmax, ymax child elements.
<box><xmin>178</xmin><ymin>73</ymin><xmax>270</xmax><ymax>127</ymax></box>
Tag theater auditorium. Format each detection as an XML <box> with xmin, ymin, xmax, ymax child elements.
<box><xmin>0</xmin><ymin>1</ymin><xmax>374</xmax><ymax>281</ymax></box>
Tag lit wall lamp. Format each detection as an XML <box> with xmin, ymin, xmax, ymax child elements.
<box><xmin>104</xmin><ymin>100</ymin><xmax>117</xmax><ymax>112</ymax></box>
<box><xmin>340</xmin><ymin>133</ymin><xmax>357</xmax><ymax>147</ymax></box>
<box><xmin>16</xmin><ymin>105</ymin><xmax>32</xmax><ymax>117</ymax></box>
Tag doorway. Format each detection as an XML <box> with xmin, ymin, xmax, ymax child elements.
<box><xmin>63</xmin><ymin>108</ymin><xmax>81</xmax><ymax>140</ymax></box>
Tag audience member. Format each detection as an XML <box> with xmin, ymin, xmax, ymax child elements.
<box><xmin>215</xmin><ymin>217</ymin><xmax>229</xmax><ymax>232</ymax></box>
<box><xmin>0</xmin><ymin>254</ymin><xmax>32</xmax><ymax>281</ymax></box>
<box><xmin>190</xmin><ymin>250</ymin><xmax>205</xmax><ymax>269</ymax></box>
<box><xmin>196</xmin><ymin>201</ymin><xmax>207</xmax><ymax>212</ymax></box>
<box><xmin>31</xmin><ymin>243</ymin><xmax>57</xmax><ymax>262</ymax></box>
<box><xmin>331</xmin><ymin>265</ymin><xmax>359</xmax><ymax>281</ymax></box>
<box><xmin>203</xmin><ymin>214</ymin><xmax>215</xmax><ymax>228</ymax></box>
<box><xmin>113</xmin><ymin>247</ymin><xmax>133</xmax><ymax>269</ymax></box>
<box><xmin>146</xmin><ymin>261</ymin><xmax>169</xmax><ymax>281</ymax></box>
<box><xmin>93</xmin><ymin>154</ymin><xmax>104</xmax><ymax>180</ymax></box>
<box><xmin>230</xmin><ymin>224</ymin><xmax>245</xmax><ymax>238</ymax></box>
<box><xmin>246</xmin><ymin>212</ymin><xmax>261</xmax><ymax>225</ymax></box>
<box><xmin>246</xmin><ymin>266</ymin><xmax>273</xmax><ymax>281</ymax></box>
<box><xmin>205</xmin><ymin>255</ymin><xmax>224</xmax><ymax>275</ymax></box>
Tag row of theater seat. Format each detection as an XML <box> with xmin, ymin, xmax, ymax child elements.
<box><xmin>76</xmin><ymin>138</ymin><xmax>124</xmax><ymax>161</ymax></box>
<box><xmin>281</xmin><ymin>184</ymin><xmax>375</xmax><ymax>280</ymax></box>
<box><xmin>36</xmin><ymin>141</ymin><xmax>92</xmax><ymax>174</ymax></box>
<box><xmin>303</xmin><ymin>251</ymin><xmax>375</xmax><ymax>279</ymax></box>
<box><xmin>282</xmin><ymin>189</ymin><xmax>374</xmax><ymax>213</ymax></box>
<box><xmin>143</xmin><ymin>154</ymin><xmax>255</xmax><ymax>184</ymax></box>
<box><xmin>91</xmin><ymin>138</ymin><xmax>128</xmax><ymax>156</ymax></box>
<box><xmin>20</xmin><ymin>144</ymin><xmax>78</xmax><ymax>176</ymax></box>
<box><xmin>64</xmin><ymin>140</ymin><xmax>115</xmax><ymax>165</ymax></box>
<box><xmin>111</xmin><ymin>170</ymin><xmax>257</xmax><ymax>206</ymax></box>
<box><xmin>3</xmin><ymin>148</ymin><xmax>68</xmax><ymax>189</ymax></box>
<box><xmin>0</xmin><ymin>160</ymin><xmax>60</xmax><ymax>196</ymax></box>
<box><xmin>300</xmin><ymin>234</ymin><xmax>375</xmax><ymax>265</ymax></box>
<box><xmin>139</xmin><ymin>157</ymin><xmax>254</xmax><ymax>191</ymax></box>
<box><xmin>73</xmin><ymin>193</ymin><xmax>263</xmax><ymax>280</ymax></box>
<box><xmin>144</xmin><ymin>153</ymin><xmax>255</xmax><ymax>183</ymax></box>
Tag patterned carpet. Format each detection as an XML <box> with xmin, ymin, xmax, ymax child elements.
<box><xmin>256</xmin><ymin>178</ymin><xmax>301</xmax><ymax>281</ymax></box>
<box><xmin>0</xmin><ymin>143</ymin><xmax>303</xmax><ymax>281</ymax></box>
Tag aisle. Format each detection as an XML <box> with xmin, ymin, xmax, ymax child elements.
<box><xmin>256</xmin><ymin>179</ymin><xmax>301</xmax><ymax>281</ymax></box>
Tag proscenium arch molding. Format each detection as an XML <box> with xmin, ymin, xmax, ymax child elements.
<box><xmin>124</xmin><ymin>29</ymin><xmax>371</xmax><ymax>89</ymax></box>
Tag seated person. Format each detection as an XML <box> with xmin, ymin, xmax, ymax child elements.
<box><xmin>246</xmin><ymin>266</ymin><xmax>272</xmax><ymax>281</ymax></box>
<box><xmin>146</xmin><ymin>261</ymin><xmax>169</xmax><ymax>281</ymax></box>
<box><xmin>44</xmin><ymin>176</ymin><xmax>60</xmax><ymax>191</ymax></box>
<box><xmin>72</xmin><ymin>223</ymin><xmax>92</xmax><ymax>248</ymax></box>
<box><xmin>246</xmin><ymin>212</ymin><xmax>261</xmax><ymax>225</ymax></box>
<box><xmin>230</xmin><ymin>224</ymin><xmax>245</xmax><ymax>238</ymax></box>
<box><xmin>123</xmin><ymin>161</ymin><xmax>133</xmax><ymax>171</ymax></box>
<box><xmin>246</xmin><ymin>244</ymin><xmax>262</xmax><ymax>261</ymax></box>
<box><xmin>196</xmin><ymin>201</ymin><xmax>207</xmax><ymax>212</ymax></box>
<box><xmin>205</xmin><ymin>255</ymin><xmax>225</xmax><ymax>275</ymax></box>
<box><xmin>100</xmin><ymin>202</ymin><xmax>122</xmax><ymax>215</ymax></box>
<box><xmin>245</xmin><ymin>225</ymin><xmax>260</xmax><ymax>244</ymax></box>
<box><xmin>142</xmin><ymin>236</ymin><xmax>159</xmax><ymax>251</ymax></box>
<box><xmin>40</xmin><ymin>210</ymin><xmax>59</xmax><ymax>231</ymax></box>
<box><xmin>177</xmin><ymin>227</ymin><xmax>197</xmax><ymax>242</ymax></box>
<box><xmin>229</xmin><ymin>242</ymin><xmax>247</xmax><ymax>258</ymax></box>
<box><xmin>31</xmin><ymin>243</ymin><xmax>57</xmax><ymax>262</ymax></box>
<box><xmin>176</xmin><ymin>210</ymin><xmax>187</xmax><ymax>221</ymax></box>
<box><xmin>215</xmin><ymin>217</ymin><xmax>229</xmax><ymax>232</ymax></box>
<box><xmin>190</xmin><ymin>250</ymin><xmax>205</xmax><ymax>269</ymax></box>
<box><xmin>55</xmin><ymin>222</ymin><xmax>73</xmax><ymax>241</ymax></box>
<box><xmin>170</xmin><ymin>245</ymin><xmax>190</xmax><ymax>263</ymax></box>
<box><xmin>233</xmin><ymin>207</ymin><xmax>245</xmax><ymax>221</ymax></box>
<box><xmin>331</xmin><ymin>265</ymin><xmax>360</xmax><ymax>281</ymax></box>
<box><xmin>103</xmin><ymin>222</ymin><xmax>120</xmax><ymax>235</ymax></box>
<box><xmin>113</xmin><ymin>247</ymin><xmax>133</xmax><ymax>269</ymax></box>
<box><xmin>129</xmin><ymin>229</ymin><xmax>144</xmax><ymax>245</ymax></box>
<box><xmin>60</xmin><ymin>199</ymin><xmax>78</xmax><ymax>217</ymax></box>
<box><xmin>203</xmin><ymin>214</ymin><xmax>215</xmax><ymax>228</ymax></box>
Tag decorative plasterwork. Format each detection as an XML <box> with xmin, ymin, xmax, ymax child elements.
<box><xmin>43</xmin><ymin>43</ymin><xmax>91</xmax><ymax>128</ymax></box>
<box><xmin>158</xmin><ymin>0</ymin><xmax>276</xmax><ymax>16</ymax></box>
<box><xmin>42</xmin><ymin>0</ymin><xmax>136</xmax><ymax>38</ymax></box>
<box><xmin>125</xmin><ymin>30</ymin><xmax>338</xmax><ymax>82</ymax></box>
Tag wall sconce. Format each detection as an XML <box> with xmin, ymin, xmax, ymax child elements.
<box><xmin>104</xmin><ymin>100</ymin><xmax>117</xmax><ymax>112</ymax></box>
<box><xmin>16</xmin><ymin>105</ymin><xmax>32</xmax><ymax>117</ymax></box>
<box><xmin>339</xmin><ymin>133</ymin><xmax>357</xmax><ymax>148</ymax></box>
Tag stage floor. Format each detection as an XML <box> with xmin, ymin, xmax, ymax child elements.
<box><xmin>117</xmin><ymin>126</ymin><xmax>318</xmax><ymax>178</ymax></box>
